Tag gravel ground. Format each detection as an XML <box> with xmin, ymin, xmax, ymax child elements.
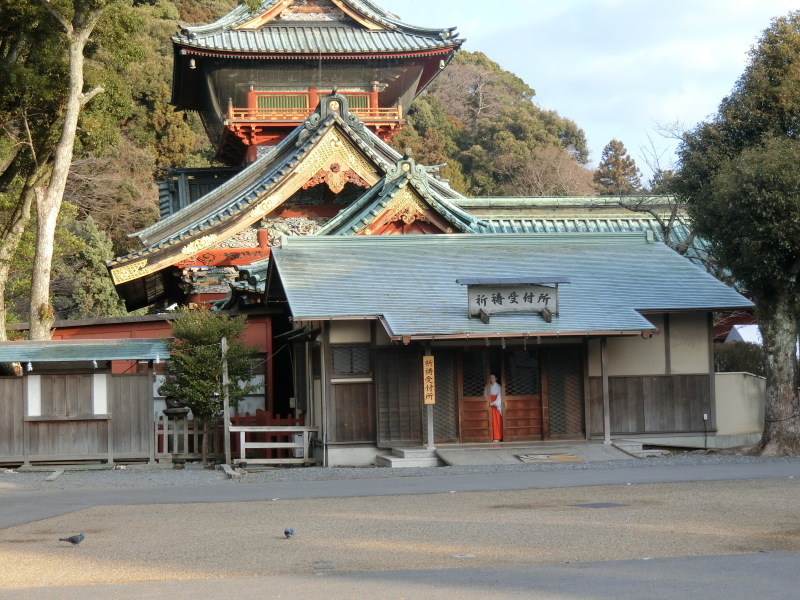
<box><xmin>1</xmin><ymin>476</ymin><xmax>799</xmax><ymax>588</ymax></box>
<box><xmin>1</xmin><ymin>453</ymin><xmax>799</xmax><ymax>491</ymax></box>
<box><xmin>2</xmin><ymin>454</ymin><xmax>800</xmax><ymax>589</ymax></box>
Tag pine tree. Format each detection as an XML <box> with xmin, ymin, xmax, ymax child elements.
<box><xmin>65</xmin><ymin>217</ymin><xmax>128</xmax><ymax>319</ymax></box>
<box><xmin>593</xmin><ymin>139</ymin><xmax>642</xmax><ymax>195</ymax></box>
<box><xmin>159</xmin><ymin>306</ymin><xmax>260</xmax><ymax>462</ymax></box>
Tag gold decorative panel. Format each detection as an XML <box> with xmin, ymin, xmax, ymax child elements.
<box><xmin>297</xmin><ymin>129</ymin><xmax>379</xmax><ymax>188</ymax></box>
<box><xmin>181</xmin><ymin>234</ymin><xmax>219</xmax><ymax>256</ymax></box>
<box><xmin>249</xmin><ymin>193</ymin><xmax>286</xmax><ymax>221</ymax></box>
<box><xmin>110</xmin><ymin>259</ymin><xmax>151</xmax><ymax>285</ymax></box>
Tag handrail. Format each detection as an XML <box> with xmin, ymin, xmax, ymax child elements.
<box><xmin>226</xmin><ymin>106</ymin><xmax>402</xmax><ymax>122</ymax></box>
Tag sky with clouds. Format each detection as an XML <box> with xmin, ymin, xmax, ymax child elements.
<box><xmin>378</xmin><ymin>0</ymin><xmax>798</xmax><ymax>182</ymax></box>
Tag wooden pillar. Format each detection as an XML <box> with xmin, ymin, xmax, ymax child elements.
<box><xmin>148</xmin><ymin>361</ymin><xmax>156</xmax><ymax>464</ymax></box>
<box><xmin>309</xmin><ymin>86</ymin><xmax>319</xmax><ymax>109</ymax></box>
<box><xmin>582</xmin><ymin>339</ymin><xmax>591</xmax><ymax>440</ymax></box>
<box><xmin>370</xmin><ymin>82</ymin><xmax>379</xmax><ymax>112</ymax></box>
<box><xmin>601</xmin><ymin>337</ymin><xmax>611</xmax><ymax>444</ymax></box>
<box><xmin>221</xmin><ymin>337</ymin><xmax>232</xmax><ymax>466</ymax></box>
<box><xmin>664</xmin><ymin>313</ymin><xmax>672</xmax><ymax>375</ymax></box>
<box><xmin>707</xmin><ymin>312</ymin><xmax>716</xmax><ymax>431</ymax></box>
<box><xmin>425</xmin><ymin>344</ymin><xmax>434</xmax><ymax>450</ymax></box>
<box><xmin>265</xmin><ymin>317</ymin><xmax>274</xmax><ymax>414</ymax></box>
<box><xmin>540</xmin><ymin>350</ymin><xmax>550</xmax><ymax>440</ymax></box>
<box><xmin>247</xmin><ymin>85</ymin><xmax>257</xmax><ymax>110</ymax></box>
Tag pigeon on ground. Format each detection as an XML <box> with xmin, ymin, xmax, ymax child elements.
<box><xmin>59</xmin><ymin>533</ymin><xmax>84</xmax><ymax>545</ymax></box>
<box><xmin>284</xmin><ymin>527</ymin><xmax>294</xmax><ymax>539</ymax></box>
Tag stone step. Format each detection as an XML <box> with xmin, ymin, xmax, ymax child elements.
<box><xmin>391</xmin><ymin>447</ymin><xmax>438</xmax><ymax>459</ymax></box>
<box><xmin>375</xmin><ymin>454</ymin><xmax>444</xmax><ymax>468</ymax></box>
<box><xmin>375</xmin><ymin>447</ymin><xmax>443</xmax><ymax>468</ymax></box>
<box><xmin>613</xmin><ymin>439</ymin><xmax>666</xmax><ymax>458</ymax></box>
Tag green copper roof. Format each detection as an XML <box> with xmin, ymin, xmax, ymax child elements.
<box><xmin>271</xmin><ymin>233</ymin><xmax>753</xmax><ymax>340</ymax></box>
<box><xmin>0</xmin><ymin>339</ymin><xmax>170</xmax><ymax>362</ymax></box>
<box><xmin>175</xmin><ymin>0</ymin><xmax>462</xmax><ymax>56</ymax></box>
<box><xmin>318</xmin><ymin>153</ymin><xmax>484</xmax><ymax>235</ymax></box>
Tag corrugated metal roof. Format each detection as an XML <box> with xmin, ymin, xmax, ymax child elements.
<box><xmin>271</xmin><ymin>233</ymin><xmax>753</xmax><ymax>339</ymax></box>
<box><xmin>0</xmin><ymin>339</ymin><xmax>170</xmax><ymax>362</ymax></box>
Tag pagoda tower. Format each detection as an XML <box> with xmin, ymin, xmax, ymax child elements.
<box><xmin>170</xmin><ymin>0</ymin><xmax>463</xmax><ymax>165</ymax></box>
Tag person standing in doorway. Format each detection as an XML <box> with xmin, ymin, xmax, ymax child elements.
<box><xmin>485</xmin><ymin>373</ymin><xmax>503</xmax><ymax>442</ymax></box>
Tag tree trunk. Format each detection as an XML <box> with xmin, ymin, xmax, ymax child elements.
<box><xmin>0</xmin><ymin>164</ymin><xmax>48</xmax><ymax>341</ymax></box>
<box><xmin>29</xmin><ymin>2</ymin><xmax>104</xmax><ymax>340</ymax></box>
<box><xmin>201</xmin><ymin>419</ymin><xmax>209</xmax><ymax>465</ymax></box>
<box><xmin>755</xmin><ymin>293</ymin><xmax>800</xmax><ymax>456</ymax></box>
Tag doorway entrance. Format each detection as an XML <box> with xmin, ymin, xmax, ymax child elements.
<box><xmin>459</xmin><ymin>348</ymin><xmax>543</xmax><ymax>442</ymax></box>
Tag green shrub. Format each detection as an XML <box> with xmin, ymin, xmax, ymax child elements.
<box><xmin>714</xmin><ymin>341</ymin><xmax>765</xmax><ymax>376</ymax></box>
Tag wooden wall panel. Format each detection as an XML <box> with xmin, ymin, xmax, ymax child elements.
<box><xmin>0</xmin><ymin>378</ymin><xmax>24</xmax><ymax>460</ymax></box>
<box><xmin>110</xmin><ymin>374</ymin><xmax>152</xmax><ymax>458</ymax></box>
<box><xmin>376</xmin><ymin>351</ymin><xmax>423</xmax><ymax>447</ymax></box>
<box><xmin>589</xmin><ymin>374</ymin><xmax>711</xmax><ymax>435</ymax></box>
<box><xmin>40</xmin><ymin>375</ymin><xmax>92</xmax><ymax>416</ymax></box>
<box><xmin>329</xmin><ymin>383</ymin><xmax>375</xmax><ymax>443</ymax></box>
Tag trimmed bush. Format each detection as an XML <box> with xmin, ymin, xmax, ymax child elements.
<box><xmin>714</xmin><ymin>341</ymin><xmax>765</xmax><ymax>376</ymax></box>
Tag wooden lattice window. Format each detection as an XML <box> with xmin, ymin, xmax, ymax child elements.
<box><xmin>257</xmin><ymin>95</ymin><xmax>308</xmax><ymax>110</ymax></box>
<box><xmin>332</xmin><ymin>345</ymin><xmax>371</xmax><ymax>377</ymax></box>
<box><xmin>344</xmin><ymin>95</ymin><xmax>369</xmax><ymax>109</ymax></box>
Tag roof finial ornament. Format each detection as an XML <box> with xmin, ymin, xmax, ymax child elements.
<box><xmin>383</xmin><ymin>151</ymin><xmax>431</xmax><ymax>194</ymax></box>
<box><xmin>298</xmin><ymin>86</ymin><xmax>372</xmax><ymax>147</ymax></box>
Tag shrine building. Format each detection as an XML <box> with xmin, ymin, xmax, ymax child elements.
<box><xmin>96</xmin><ymin>1</ymin><xmax>757</xmax><ymax>466</ymax></box>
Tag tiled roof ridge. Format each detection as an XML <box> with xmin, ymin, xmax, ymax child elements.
<box><xmin>109</xmin><ymin>103</ymin><xmax>392</xmax><ymax>267</ymax></box>
<box><xmin>281</xmin><ymin>231</ymin><xmax>653</xmax><ymax>249</ymax></box>
<box><xmin>176</xmin><ymin>0</ymin><xmax>461</xmax><ymax>42</ymax></box>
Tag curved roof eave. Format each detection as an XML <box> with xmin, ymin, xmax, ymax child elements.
<box><xmin>177</xmin><ymin>0</ymin><xmax>461</xmax><ymax>41</ymax></box>
<box><xmin>109</xmin><ymin>112</ymin><xmax>390</xmax><ymax>270</ymax></box>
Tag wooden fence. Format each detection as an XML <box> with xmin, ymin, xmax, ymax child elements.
<box><xmin>154</xmin><ymin>410</ymin><xmax>312</xmax><ymax>464</ymax></box>
<box><xmin>0</xmin><ymin>373</ymin><xmax>152</xmax><ymax>466</ymax></box>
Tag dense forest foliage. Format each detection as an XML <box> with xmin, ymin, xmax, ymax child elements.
<box><xmin>0</xmin><ymin>0</ymin><xmax>600</xmax><ymax>325</ymax></box>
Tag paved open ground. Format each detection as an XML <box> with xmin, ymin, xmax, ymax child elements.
<box><xmin>1</xmin><ymin>456</ymin><xmax>800</xmax><ymax>597</ymax></box>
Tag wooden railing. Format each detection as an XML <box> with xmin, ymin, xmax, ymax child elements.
<box><xmin>154</xmin><ymin>411</ymin><xmax>313</xmax><ymax>465</ymax></box>
<box><xmin>228</xmin><ymin>425</ymin><xmax>319</xmax><ymax>466</ymax></box>
<box><xmin>226</xmin><ymin>106</ymin><xmax>402</xmax><ymax>122</ymax></box>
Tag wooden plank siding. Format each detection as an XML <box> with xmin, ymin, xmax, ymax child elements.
<box><xmin>110</xmin><ymin>374</ymin><xmax>154</xmax><ymax>460</ymax></box>
<box><xmin>25</xmin><ymin>419</ymin><xmax>110</xmax><ymax>460</ymax></box>
<box><xmin>329</xmin><ymin>383</ymin><xmax>375</xmax><ymax>443</ymax></box>
<box><xmin>0</xmin><ymin>373</ymin><xmax>155</xmax><ymax>465</ymax></box>
<box><xmin>589</xmin><ymin>374</ymin><xmax>712</xmax><ymax>436</ymax></box>
<box><xmin>40</xmin><ymin>374</ymin><xmax>92</xmax><ymax>417</ymax></box>
<box><xmin>376</xmin><ymin>350</ymin><xmax>424</xmax><ymax>447</ymax></box>
<box><xmin>0</xmin><ymin>378</ymin><xmax>25</xmax><ymax>461</ymax></box>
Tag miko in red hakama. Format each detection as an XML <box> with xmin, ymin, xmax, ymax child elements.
<box><xmin>490</xmin><ymin>395</ymin><xmax>503</xmax><ymax>442</ymax></box>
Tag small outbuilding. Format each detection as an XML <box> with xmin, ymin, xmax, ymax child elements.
<box><xmin>266</xmin><ymin>232</ymin><xmax>755</xmax><ymax>466</ymax></box>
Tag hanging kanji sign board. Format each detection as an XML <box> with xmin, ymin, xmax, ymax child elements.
<box><xmin>456</xmin><ymin>277</ymin><xmax>570</xmax><ymax>323</ymax></box>
<box><xmin>423</xmin><ymin>355</ymin><xmax>435</xmax><ymax>405</ymax></box>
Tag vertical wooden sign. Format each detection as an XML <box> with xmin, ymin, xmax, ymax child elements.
<box><xmin>423</xmin><ymin>355</ymin><xmax>435</xmax><ymax>405</ymax></box>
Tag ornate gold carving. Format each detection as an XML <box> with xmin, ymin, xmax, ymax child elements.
<box><xmin>388</xmin><ymin>188</ymin><xmax>428</xmax><ymax>225</ymax></box>
<box><xmin>297</xmin><ymin>129</ymin><xmax>378</xmax><ymax>188</ymax></box>
<box><xmin>302</xmin><ymin>162</ymin><xmax>371</xmax><ymax>194</ymax></box>
<box><xmin>110</xmin><ymin>259</ymin><xmax>150</xmax><ymax>285</ymax></box>
<box><xmin>249</xmin><ymin>193</ymin><xmax>285</xmax><ymax>221</ymax></box>
<box><xmin>181</xmin><ymin>234</ymin><xmax>219</xmax><ymax>256</ymax></box>
<box><xmin>329</xmin><ymin>100</ymin><xmax>340</xmax><ymax>111</ymax></box>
